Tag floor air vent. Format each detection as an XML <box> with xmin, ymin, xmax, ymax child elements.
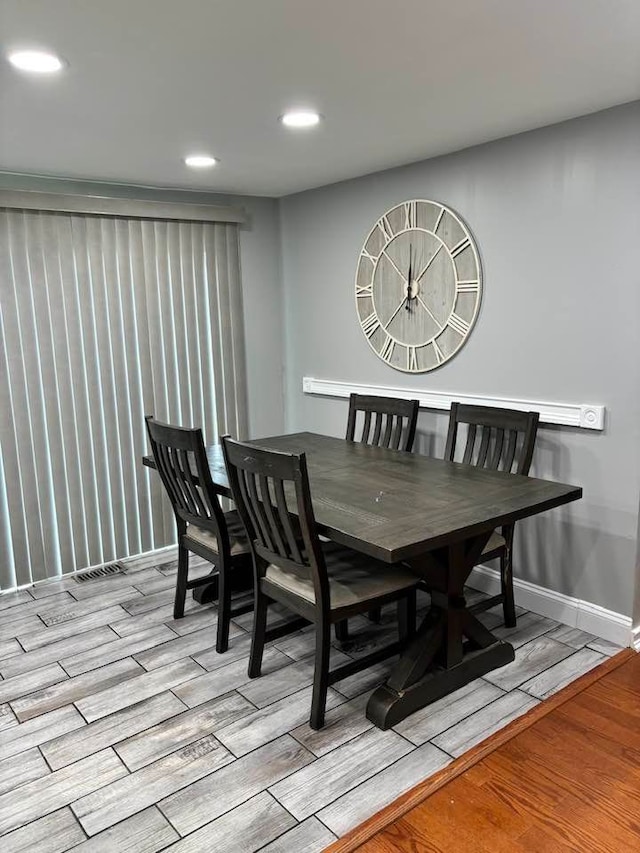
<box><xmin>75</xmin><ymin>562</ymin><xmax>126</xmax><ymax>583</ymax></box>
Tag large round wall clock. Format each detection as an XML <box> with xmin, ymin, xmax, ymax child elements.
<box><xmin>355</xmin><ymin>199</ymin><xmax>482</xmax><ymax>372</ymax></box>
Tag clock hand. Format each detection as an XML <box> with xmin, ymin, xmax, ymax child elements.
<box><xmin>405</xmin><ymin>246</ymin><xmax>412</xmax><ymax>311</ymax></box>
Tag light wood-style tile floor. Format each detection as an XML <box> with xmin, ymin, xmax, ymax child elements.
<box><xmin>0</xmin><ymin>552</ymin><xmax>621</xmax><ymax>852</ymax></box>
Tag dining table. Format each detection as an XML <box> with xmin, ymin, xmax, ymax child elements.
<box><xmin>143</xmin><ymin>431</ymin><xmax>582</xmax><ymax>729</ymax></box>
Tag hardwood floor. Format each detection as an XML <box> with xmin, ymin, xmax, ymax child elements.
<box><xmin>328</xmin><ymin>649</ymin><xmax>639</xmax><ymax>853</ymax></box>
<box><xmin>0</xmin><ymin>549</ymin><xmax>625</xmax><ymax>852</ymax></box>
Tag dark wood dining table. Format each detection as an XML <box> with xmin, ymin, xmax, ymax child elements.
<box><xmin>143</xmin><ymin>431</ymin><xmax>581</xmax><ymax>729</ymax></box>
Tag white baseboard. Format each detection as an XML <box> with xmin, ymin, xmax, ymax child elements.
<box><xmin>632</xmin><ymin>625</ymin><xmax>640</xmax><ymax>652</ymax></box>
<box><xmin>468</xmin><ymin>564</ymin><xmax>633</xmax><ymax>647</ymax></box>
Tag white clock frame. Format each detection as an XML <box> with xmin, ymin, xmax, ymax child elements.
<box><xmin>355</xmin><ymin>199</ymin><xmax>482</xmax><ymax>373</ymax></box>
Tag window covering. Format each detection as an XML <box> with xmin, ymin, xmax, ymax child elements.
<box><xmin>0</xmin><ymin>207</ymin><xmax>247</xmax><ymax>590</ymax></box>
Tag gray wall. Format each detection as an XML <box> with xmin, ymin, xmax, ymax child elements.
<box><xmin>0</xmin><ymin>172</ymin><xmax>285</xmax><ymax>439</ymax></box>
<box><xmin>279</xmin><ymin>102</ymin><xmax>640</xmax><ymax>617</ymax></box>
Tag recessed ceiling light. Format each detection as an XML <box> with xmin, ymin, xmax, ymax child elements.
<box><xmin>280</xmin><ymin>110</ymin><xmax>322</xmax><ymax>129</ymax></box>
<box><xmin>7</xmin><ymin>49</ymin><xmax>64</xmax><ymax>74</ymax></box>
<box><xmin>184</xmin><ymin>155</ymin><xmax>218</xmax><ymax>168</ymax></box>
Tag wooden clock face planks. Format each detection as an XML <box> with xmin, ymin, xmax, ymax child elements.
<box><xmin>355</xmin><ymin>200</ymin><xmax>482</xmax><ymax>372</ymax></box>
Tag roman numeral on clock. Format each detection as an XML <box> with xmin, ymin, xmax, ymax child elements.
<box><xmin>407</xmin><ymin>346</ymin><xmax>418</xmax><ymax>371</ymax></box>
<box><xmin>451</xmin><ymin>237</ymin><xmax>470</xmax><ymax>259</ymax></box>
<box><xmin>447</xmin><ymin>312</ymin><xmax>470</xmax><ymax>336</ymax></box>
<box><xmin>456</xmin><ymin>280</ymin><xmax>479</xmax><ymax>292</ymax></box>
<box><xmin>361</xmin><ymin>312</ymin><xmax>381</xmax><ymax>338</ymax></box>
<box><xmin>356</xmin><ymin>284</ymin><xmax>373</xmax><ymax>298</ymax></box>
<box><xmin>403</xmin><ymin>201</ymin><xmax>417</xmax><ymax>230</ymax></box>
<box><xmin>380</xmin><ymin>335</ymin><xmax>394</xmax><ymax>363</ymax></box>
<box><xmin>432</xmin><ymin>339</ymin><xmax>445</xmax><ymax>364</ymax></box>
<box><xmin>377</xmin><ymin>215</ymin><xmax>394</xmax><ymax>241</ymax></box>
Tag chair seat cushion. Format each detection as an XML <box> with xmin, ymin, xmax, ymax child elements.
<box><xmin>482</xmin><ymin>530</ymin><xmax>506</xmax><ymax>555</ymax></box>
<box><xmin>184</xmin><ymin>510</ymin><xmax>250</xmax><ymax>557</ymax></box>
<box><xmin>265</xmin><ymin>542</ymin><xmax>418</xmax><ymax>610</ymax></box>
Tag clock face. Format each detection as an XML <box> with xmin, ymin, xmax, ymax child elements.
<box><xmin>355</xmin><ymin>199</ymin><xmax>482</xmax><ymax>372</ymax></box>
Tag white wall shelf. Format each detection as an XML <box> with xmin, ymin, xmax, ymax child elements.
<box><xmin>302</xmin><ymin>377</ymin><xmax>606</xmax><ymax>431</ymax></box>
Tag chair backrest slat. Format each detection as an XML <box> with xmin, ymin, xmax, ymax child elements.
<box><xmin>361</xmin><ymin>410</ymin><xmax>372</xmax><ymax>443</ymax></box>
<box><xmin>371</xmin><ymin>412</ymin><xmax>383</xmax><ymax>445</ymax></box>
<box><xmin>382</xmin><ymin>414</ymin><xmax>394</xmax><ymax>448</ymax></box>
<box><xmin>346</xmin><ymin>394</ymin><xmax>419</xmax><ymax>453</ymax></box>
<box><xmin>246</xmin><ymin>470</ymin><xmax>273</xmax><ymax>550</ymax></box>
<box><xmin>258</xmin><ymin>474</ymin><xmax>287</xmax><ymax>557</ymax></box>
<box><xmin>444</xmin><ymin>403</ymin><xmax>539</xmax><ymax>476</ymax></box>
<box><xmin>476</xmin><ymin>426</ymin><xmax>491</xmax><ymax>467</ymax></box>
<box><xmin>488</xmin><ymin>428</ymin><xmax>504</xmax><ymax>470</ymax></box>
<box><xmin>274</xmin><ymin>478</ymin><xmax>303</xmax><ymax>563</ymax></box>
<box><xmin>462</xmin><ymin>423</ymin><xmax>477</xmax><ymax>464</ymax></box>
<box><xmin>390</xmin><ymin>416</ymin><xmax>403</xmax><ymax>450</ymax></box>
<box><xmin>502</xmin><ymin>430</ymin><xmax>517</xmax><ymax>472</ymax></box>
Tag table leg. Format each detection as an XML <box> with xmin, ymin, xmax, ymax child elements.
<box><xmin>366</xmin><ymin>532</ymin><xmax>515</xmax><ymax>730</ymax></box>
<box><xmin>192</xmin><ymin>561</ymin><xmax>254</xmax><ymax>604</ymax></box>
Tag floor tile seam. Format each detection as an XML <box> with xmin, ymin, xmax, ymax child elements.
<box><xmin>259</xmin><ymin>791</ymin><xmax>301</xmax><ymax>842</ymax></box>
<box><xmin>16</xmin><ymin>606</ymin><xmax>130</xmax><ymax>648</ymax></box>
<box><xmin>267</xmin><ymin>729</ymin><xmax>420</xmax><ymax>808</ymax></box>
<box><xmin>0</xmin><ymin>589</ymin><xmax>36</xmax><ymax>610</ymax></box>
<box><xmin>115</xmin><ymin>726</ymin><xmax>229</xmax><ymax>776</ymax></box>
<box><xmin>234</xmin><ymin>647</ymin><xmax>368</xmax><ymax>707</ymax></box>
<box><xmin>120</xmin><ymin>711</ymin><xmax>258</xmax><ymax>778</ymax></box>
<box><xmin>0</xmin><ymin>599</ymin><xmax>78</xmax><ymax>628</ymax></box>
<box><xmin>218</xmin><ymin>686</ymin><xmax>357</xmax><ymax>759</ymax></box>
<box><xmin>3</xmin><ymin>668</ymin><xmax>71</xmax><ymax>710</ymax></box>
<box><xmin>396</xmin><ymin>682</ymin><xmax>509</xmax><ymax>746</ymax></box>
<box><xmin>311</xmin><ymin>739</ymin><xmax>451</xmax><ymax>832</ymax></box>
<box><xmin>0</xmin><ymin>626</ymin><xmax>121</xmax><ymax>679</ymax></box>
<box><xmin>235</xmin><ymin>676</ymin><xmax>318</xmax><ymax>710</ymax></box>
<box><xmin>43</xmin><ymin>693</ymin><xmax>200</xmax><ymax>771</ymax></box>
<box><xmin>485</xmin><ymin>642</ymin><xmax>586</xmax><ymax>692</ymax></box>
<box><xmin>265</xmin><ymin>736</ymin><xmax>411</xmax><ymax>824</ymax></box>
<box><xmin>155</xmin><ymin>780</ymin><xmax>273</xmax><ymax>840</ymax></box>
<box><xmin>77</xmin><ymin>661</ymin><xmax>210</xmax><ymax>722</ymax></box>
<box><xmin>517</xmin><ymin>649</ymin><xmax>607</xmax><ymax>699</ymax></box>
<box><xmin>68</xmin><ymin>745</ymin><xmax>237</xmax><ymax>837</ymax></box>
<box><xmin>415</xmin><ymin>687</ymin><xmax>523</xmax><ymax>749</ymax></box>
<box><xmin>312</xmin><ymin>813</ymin><xmax>340</xmax><ymax>845</ymax></box>
<box><xmin>537</xmin><ymin>619</ymin><xmax>593</xmax><ymax>646</ymax></box>
<box><xmin>13</xmin><ymin>654</ymin><xmax>148</xmax><ymax>700</ymax></box>
<box><xmin>136</xmin><ymin>644</ymin><xmax>224</xmax><ymax>673</ymax></box>
<box><xmin>0</xmin><ymin>744</ymin><xmax>130</xmax><ymax>836</ymax></box>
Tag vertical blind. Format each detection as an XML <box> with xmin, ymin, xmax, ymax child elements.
<box><xmin>0</xmin><ymin>208</ymin><xmax>248</xmax><ymax>591</ymax></box>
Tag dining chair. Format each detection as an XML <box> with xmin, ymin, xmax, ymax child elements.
<box><xmin>344</xmin><ymin>393</ymin><xmax>420</xmax><ymax>632</ymax></box>
<box><xmin>346</xmin><ymin>393</ymin><xmax>419</xmax><ymax>452</ymax></box>
<box><xmin>145</xmin><ymin>416</ymin><xmax>253</xmax><ymax>653</ymax></box>
<box><xmin>222</xmin><ymin>436</ymin><xmax>420</xmax><ymax>730</ymax></box>
<box><xmin>443</xmin><ymin>402</ymin><xmax>540</xmax><ymax>627</ymax></box>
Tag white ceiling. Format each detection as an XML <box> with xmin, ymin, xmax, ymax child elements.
<box><xmin>1</xmin><ymin>0</ymin><xmax>639</xmax><ymax>197</ymax></box>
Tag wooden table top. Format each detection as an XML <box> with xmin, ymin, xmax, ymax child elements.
<box><xmin>144</xmin><ymin>432</ymin><xmax>582</xmax><ymax>564</ymax></box>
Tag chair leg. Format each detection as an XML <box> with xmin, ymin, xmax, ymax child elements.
<box><xmin>335</xmin><ymin>620</ymin><xmax>349</xmax><ymax>642</ymax></box>
<box><xmin>501</xmin><ymin>550</ymin><xmax>517</xmax><ymax>628</ymax></box>
<box><xmin>397</xmin><ymin>589</ymin><xmax>417</xmax><ymax>643</ymax></box>
<box><xmin>173</xmin><ymin>544</ymin><xmax>189</xmax><ymax>619</ymax></box>
<box><xmin>216</xmin><ymin>567</ymin><xmax>231</xmax><ymax>654</ymax></box>
<box><xmin>368</xmin><ymin>605</ymin><xmax>382</xmax><ymax>623</ymax></box>
<box><xmin>248</xmin><ymin>589</ymin><xmax>268</xmax><ymax>678</ymax></box>
<box><xmin>310</xmin><ymin>617</ymin><xmax>331</xmax><ymax>730</ymax></box>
